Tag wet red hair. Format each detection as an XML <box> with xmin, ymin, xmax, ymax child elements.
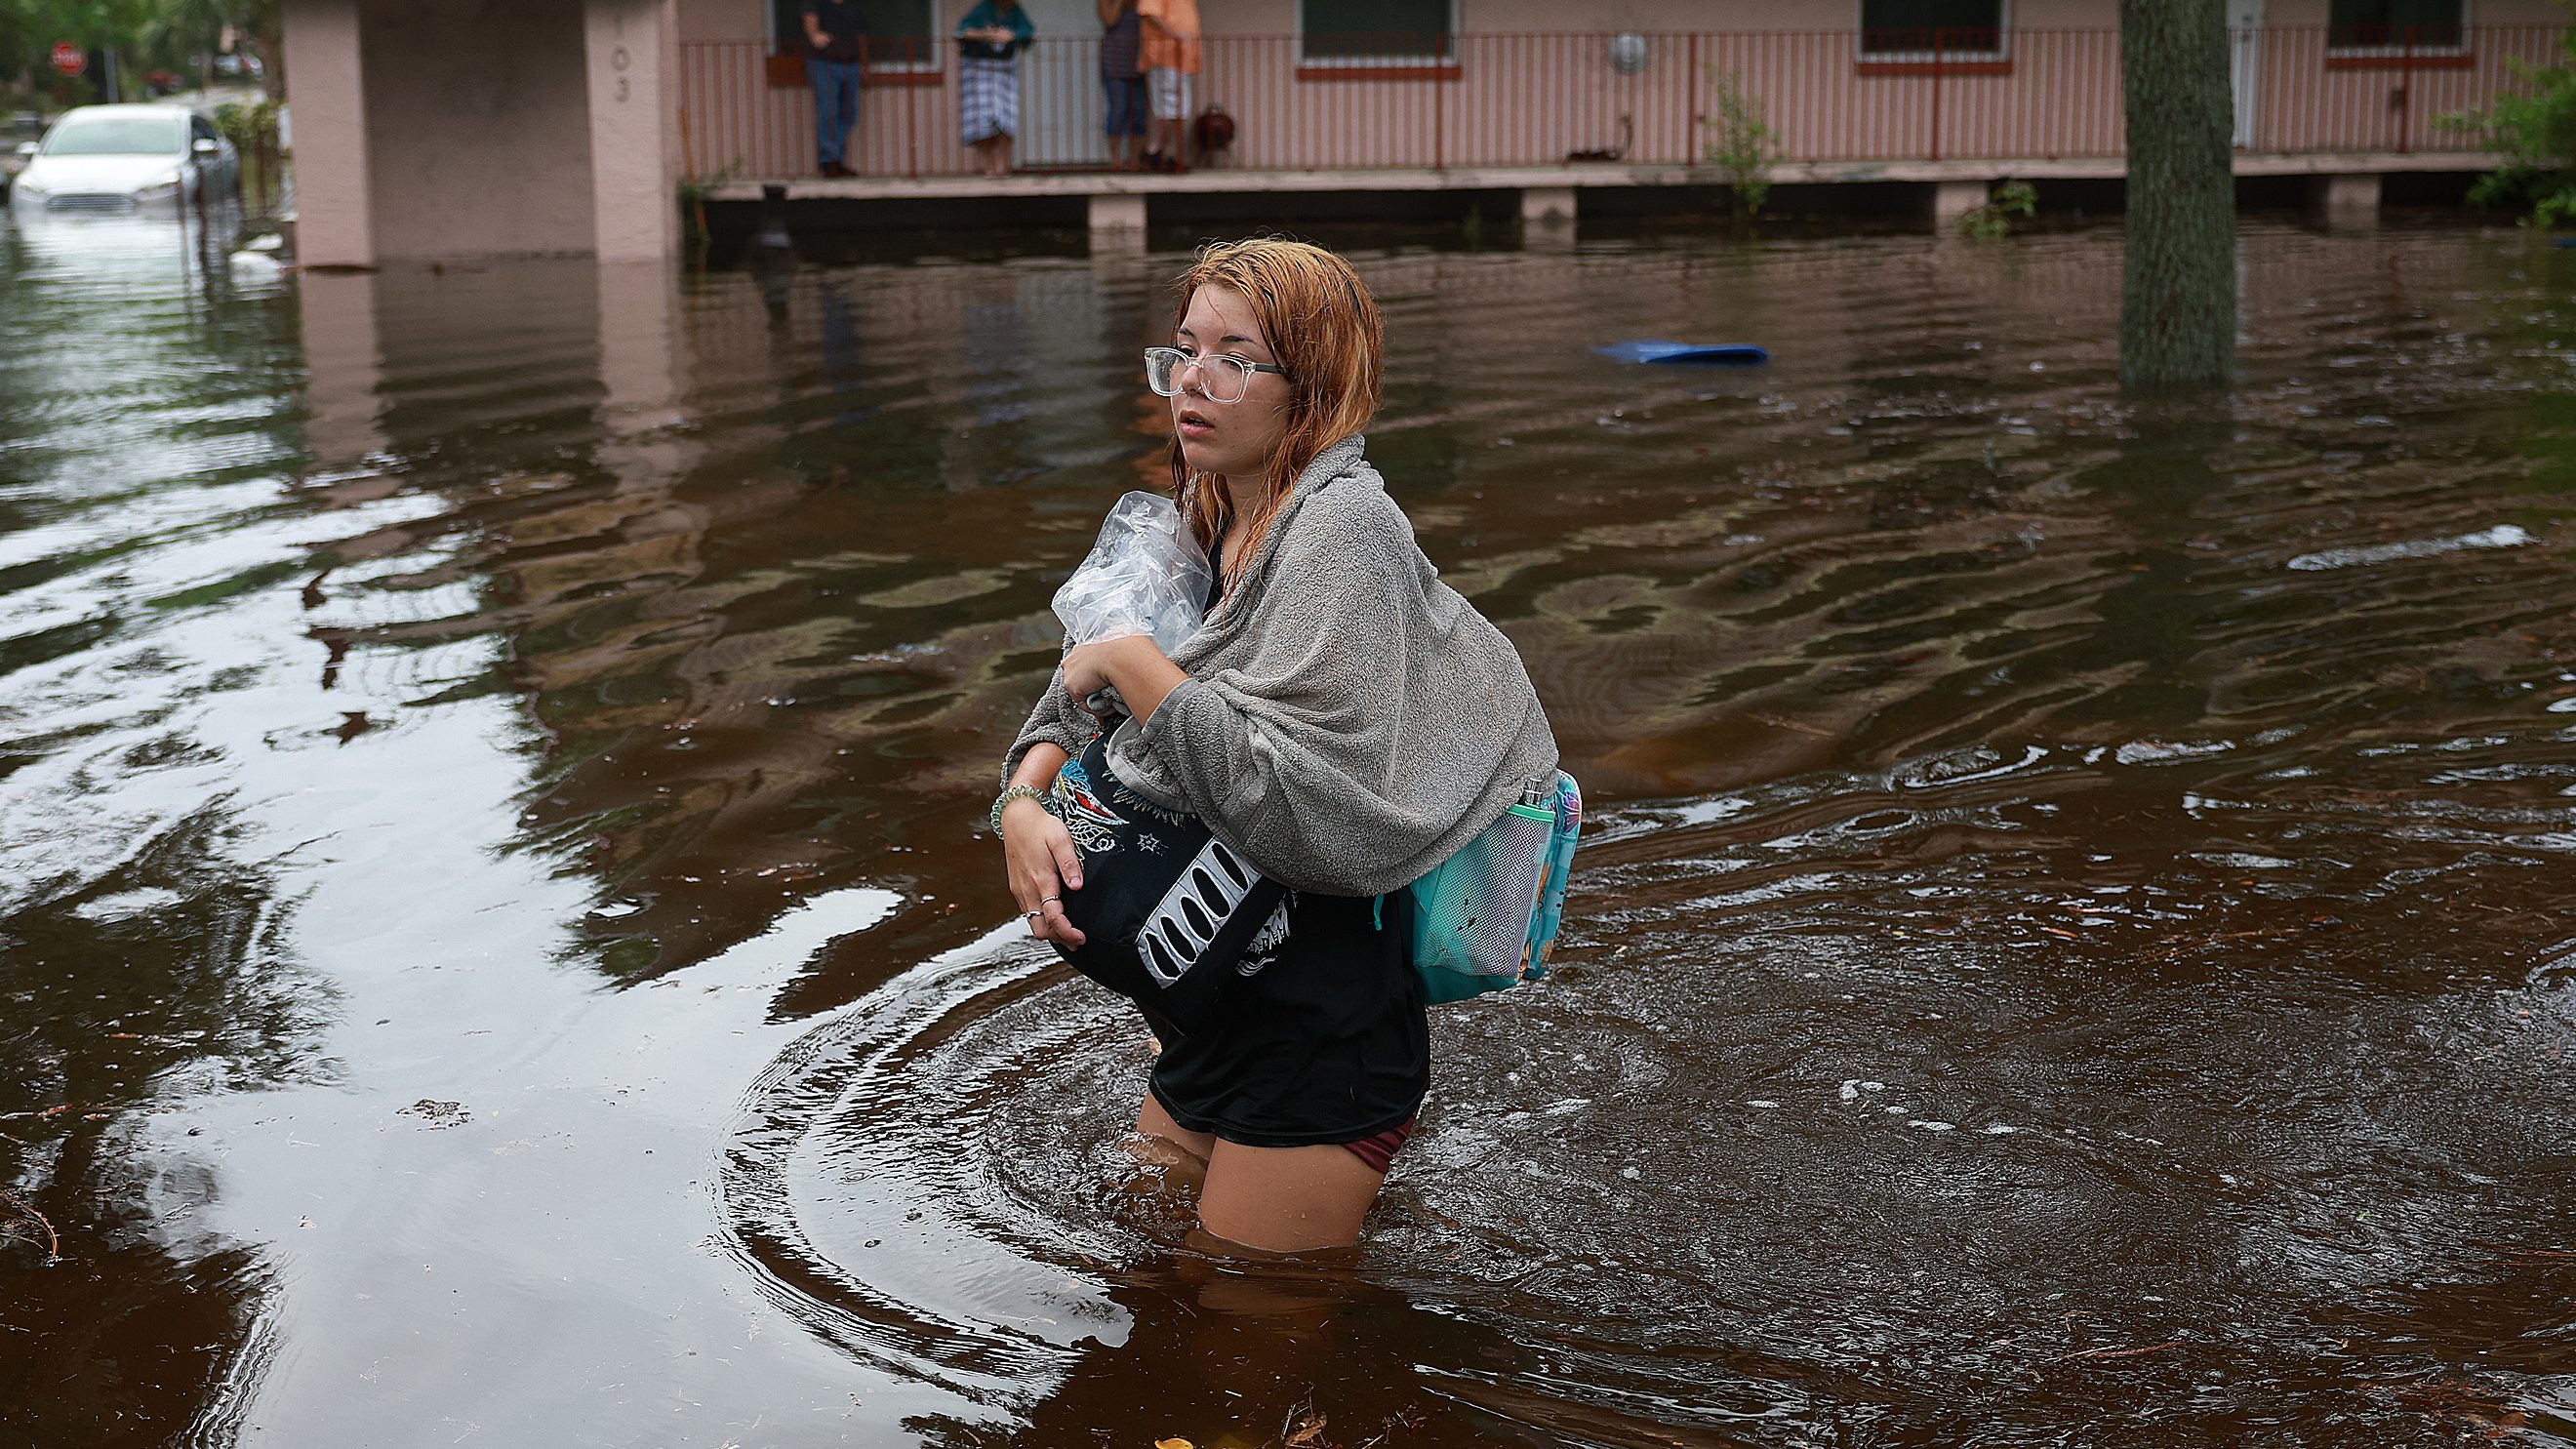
<box><xmin>1165</xmin><ymin>239</ymin><xmax>1384</xmax><ymax>585</ymax></box>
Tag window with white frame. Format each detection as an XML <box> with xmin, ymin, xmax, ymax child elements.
<box><xmin>2327</xmin><ymin>0</ymin><xmax>2466</xmax><ymax>52</ymax></box>
<box><xmin>1858</xmin><ymin>0</ymin><xmax>2006</xmax><ymax>60</ymax></box>
<box><xmin>1300</xmin><ymin>0</ymin><xmax>1455</xmax><ymax>68</ymax></box>
<box><xmin>768</xmin><ymin>0</ymin><xmax>941</xmax><ymax>72</ymax></box>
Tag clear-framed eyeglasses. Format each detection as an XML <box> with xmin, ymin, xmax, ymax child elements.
<box><xmin>1144</xmin><ymin>346</ymin><xmax>1287</xmax><ymax>405</ymax></box>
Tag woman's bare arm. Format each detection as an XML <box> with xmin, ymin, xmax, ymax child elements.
<box><xmin>1062</xmin><ymin>636</ymin><xmax>1187</xmax><ymax>724</ymax></box>
<box><xmin>1008</xmin><ymin>741</ymin><xmax>1069</xmax><ymax>795</ymax></box>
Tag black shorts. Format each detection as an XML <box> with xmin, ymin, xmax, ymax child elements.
<box><xmin>1142</xmin><ymin>886</ymin><xmax>1429</xmax><ymax>1147</ymax></box>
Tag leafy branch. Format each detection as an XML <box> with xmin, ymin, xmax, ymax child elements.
<box><xmin>1702</xmin><ymin>66</ymin><xmax>1783</xmax><ymax>221</ymax></box>
<box><xmin>1958</xmin><ymin>180</ymin><xmax>2037</xmax><ymax>239</ymax></box>
<box><xmin>2442</xmin><ymin>9</ymin><xmax>2576</xmax><ymax>226</ymax></box>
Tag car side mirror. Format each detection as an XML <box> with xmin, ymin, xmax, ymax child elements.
<box><xmin>13</xmin><ymin>141</ymin><xmax>34</xmax><ymax>160</ymax></box>
<box><xmin>192</xmin><ymin>137</ymin><xmax>219</xmax><ymax>155</ymax></box>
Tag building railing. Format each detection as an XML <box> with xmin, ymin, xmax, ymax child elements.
<box><xmin>677</xmin><ymin>25</ymin><xmax>2563</xmax><ymax>182</ymax></box>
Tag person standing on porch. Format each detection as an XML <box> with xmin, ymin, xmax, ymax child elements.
<box><xmin>802</xmin><ymin>0</ymin><xmax>866</xmax><ymax>178</ymax></box>
<box><xmin>1097</xmin><ymin>0</ymin><xmax>1147</xmax><ymax>173</ymax></box>
<box><xmin>956</xmin><ymin>0</ymin><xmax>1036</xmax><ymax>178</ymax></box>
<box><xmin>1136</xmin><ymin>0</ymin><xmax>1198</xmax><ymax>172</ymax></box>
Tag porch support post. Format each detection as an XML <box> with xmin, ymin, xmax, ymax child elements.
<box><xmin>2309</xmin><ymin>172</ymin><xmax>2380</xmax><ymax>228</ymax></box>
<box><xmin>585</xmin><ymin>0</ymin><xmax>682</xmax><ymax>262</ymax></box>
<box><xmin>1088</xmin><ymin>191</ymin><xmax>1147</xmax><ymax>251</ymax></box>
<box><xmin>1932</xmin><ymin>179</ymin><xmax>1987</xmax><ymax>227</ymax></box>
<box><xmin>1520</xmin><ymin>185</ymin><xmax>1577</xmax><ymax>229</ymax></box>
<box><xmin>279</xmin><ymin>0</ymin><xmax>374</xmax><ymax>267</ymax></box>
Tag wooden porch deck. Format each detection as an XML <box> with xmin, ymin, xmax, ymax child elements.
<box><xmin>701</xmin><ymin>151</ymin><xmax>2505</xmax><ymax>205</ymax></box>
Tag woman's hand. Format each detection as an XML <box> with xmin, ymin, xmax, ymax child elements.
<box><xmin>1063</xmin><ymin>635</ymin><xmax>1187</xmax><ymax>722</ymax></box>
<box><xmin>1001</xmin><ymin>796</ymin><xmax>1086</xmax><ymax>947</ymax></box>
<box><xmin>1060</xmin><ymin>635</ymin><xmax>1134</xmax><ymax>704</ymax></box>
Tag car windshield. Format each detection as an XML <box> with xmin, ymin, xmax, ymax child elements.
<box><xmin>44</xmin><ymin>114</ymin><xmax>184</xmax><ymax>156</ymax></box>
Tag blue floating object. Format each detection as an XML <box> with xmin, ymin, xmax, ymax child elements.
<box><xmin>1594</xmin><ymin>340</ymin><xmax>1770</xmax><ymax>366</ymax></box>
<box><xmin>2553</xmin><ymin>236</ymin><xmax>2576</xmax><ymax>248</ymax></box>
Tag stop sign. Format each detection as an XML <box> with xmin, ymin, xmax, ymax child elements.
<box><xmin>50</xmin><ymin>41</ymin><xmax>85</xmax><ymax>76</ymax></box>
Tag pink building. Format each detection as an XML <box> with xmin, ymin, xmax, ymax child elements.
<box><xmin>283</xmin><ymin>0</ymin><xmax>2562</xmax><ymax>265</ymax></box>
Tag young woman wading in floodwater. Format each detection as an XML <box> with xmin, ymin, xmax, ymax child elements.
<box><xmin>992</xmin><ymin>239</ymin><xmax>1557</xmax><ymax>1256</ymax></box>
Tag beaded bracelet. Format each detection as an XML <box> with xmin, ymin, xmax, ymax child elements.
<box><xmin>988</xmin><ymin>784</ymin><xmax>1048</xmax><ymax>836</ymax></box>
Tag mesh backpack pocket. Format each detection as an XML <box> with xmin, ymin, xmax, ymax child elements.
<box><xmin>1407</xmin><ymin>772</ymin><xmax>1582</xmax><ymax>1004</ymax></box>
<box><xmin>1523</xmin><ymin>773</ymin><xmax>1582</xmax><ymax>974</ymax></box>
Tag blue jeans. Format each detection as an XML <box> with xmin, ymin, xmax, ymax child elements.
<box><xmin>808</xmin><ymin>58</ymin><xmax>861</xmax><ymax>169</ymax></box>
<box><xmin>1103</xmin><ymin>75</ymin><xmax>1147</xmax><ymax>138</ymax></box>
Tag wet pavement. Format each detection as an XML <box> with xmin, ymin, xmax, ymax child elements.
<box><xmin>2</xmin><ymin>214</ymin><xmax>2572</xmax><ymax>1448</ymax></box>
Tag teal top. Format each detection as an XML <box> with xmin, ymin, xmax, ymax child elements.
<box><xmin>956</xmin><ymin>0</ymin><xmax>1033</xmax><ymax>60</ymax></box>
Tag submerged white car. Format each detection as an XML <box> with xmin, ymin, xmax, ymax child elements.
<box><xmin>9</xmin><ymin>104</ymin><xmax>238</xmax><ymax>217</ymax></box>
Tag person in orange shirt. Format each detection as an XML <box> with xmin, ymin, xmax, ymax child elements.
<box><xmin>1135</xmin><ymin>0</ymin><xmax>1199</xmax><ymax>171</ymax></box>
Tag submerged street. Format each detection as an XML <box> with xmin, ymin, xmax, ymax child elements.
<box><xmin>1</xmin><ymin>217</ymin><xmax>2572</xmax><ymax>1446</ymax></box>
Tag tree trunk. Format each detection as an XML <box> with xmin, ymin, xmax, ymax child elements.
<box><xmin>2118</xmin><ymin>0</ymin><xmax>2236</xmax><ymax>391</ymax></box>
<box><xmin>258</xmin><ymin>20</ymin><xmax>288</xmax><ymax>103</ymax></box>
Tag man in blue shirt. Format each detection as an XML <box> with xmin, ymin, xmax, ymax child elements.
<box><xmin>803</xmin><ymin>0</ymin><xmax>866</xmax><ymax>177</ymax></box>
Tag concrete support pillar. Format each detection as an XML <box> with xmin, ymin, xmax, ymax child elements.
<box><xmin>1088</xmin><ymin>191</ymin><xmax>1147</xmax><ymax>252</ymax></box>
<box><xmin>280</xmin><ymin>0</ymin><xmax>374</xmax><ymax>267</ymax></box>
<box><xmin>1520</xmin><ymin>184</ymin><xmax>1577</xmax><ymax>229</ymax></box>
<box><xmin>585</xmin><ymin>0</ymin><xmax>681</xmax><ymax>262</ymax></box>
<box><xmin>2310</xmin><ymin>172</ymin><xmax>2381</xmax><ymax>229</ymax></box>
<box><xmin>1932</xmin><ymin>179</ymin><xmax>1987</xmax><ymax>227</ymax></box>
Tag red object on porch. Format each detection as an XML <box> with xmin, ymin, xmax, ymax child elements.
<box><xmin>1192</xmin><ymin>104</ymin><xmax>1235</xmax><ymax>164</ymax></box>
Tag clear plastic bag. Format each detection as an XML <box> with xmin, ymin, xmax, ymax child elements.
<box><xmin>1052</xmin><ymin>492</ymin><xmax>1215</xmax><ymax>655</ymax></box>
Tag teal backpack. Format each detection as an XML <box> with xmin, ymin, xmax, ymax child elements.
<box><xmin>1400</xmin><ymin>773</ymin><xmax>1583</xmax><ymax>1004</ymax></box>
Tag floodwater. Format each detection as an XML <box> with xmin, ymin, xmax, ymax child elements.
<box><xmin>3</xmin><ymin>213</ymin><xmax>2572</xmax><ymax>1449</ymax></box>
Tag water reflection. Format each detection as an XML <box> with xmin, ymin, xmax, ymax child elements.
<box><xmin>3</xmin><ymin>219</ymin><xmax>2573</xmax><ymax>1446</ymax></box>
<box><xmin>0</xmin><ymin>205</ymin><xmax>304</xmax><ymax>1446</ymax></box>
<box><xmin>899</xmin><ymin>1262</ymin><xmax>1573</xmax><ymax>1448</ymax></box>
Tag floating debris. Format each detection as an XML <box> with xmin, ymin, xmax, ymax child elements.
<box><xmin>398</xmin><ymin>1100</ymin><xmax>470</xmax><ymax>1129</ymax></box>
<box><xmin>2287</xmin><ymin>523</ymin><xmax>2529</xmax><ymax>572</ymax></box>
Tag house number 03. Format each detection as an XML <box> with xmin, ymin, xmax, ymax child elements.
<box><xmin>613</xmin><ymin>44</ymin><xmax>631</xmax><ymax>101</ymax></box>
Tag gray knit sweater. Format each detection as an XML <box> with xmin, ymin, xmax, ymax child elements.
<box><xmin>1005</xmin><ymin>436</ymin><xmax>1558</xmax><ymax>898</ymax></box>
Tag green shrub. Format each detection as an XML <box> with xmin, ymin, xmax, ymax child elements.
<box><xmin>211</xmin><ymin>97</ymin><xmax>277</xmax><ymax>154</ymax></box>
<box><xmin>2443</xmin><ymin>16</ymin><xmax>2576</xmax><ymax>226</ymax></box>
<box><xmin>1958</xmin><ymin>180</ymin><xmax>2037</xmax><ymax>239</ymax></box>
<box><xmin>1703</xmin><ymin>67</ymin><xmax>1782</xmax><ymax>221</ymax></box>
<box><xmin>212</xmin><ymin>97</ymin><xmax>283</xmax><ymax>211</ymax></box>
<box><xmin>676</xmin><ymin>162</ymin><xmax>741</xmax><ymax>265</ymax></box>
